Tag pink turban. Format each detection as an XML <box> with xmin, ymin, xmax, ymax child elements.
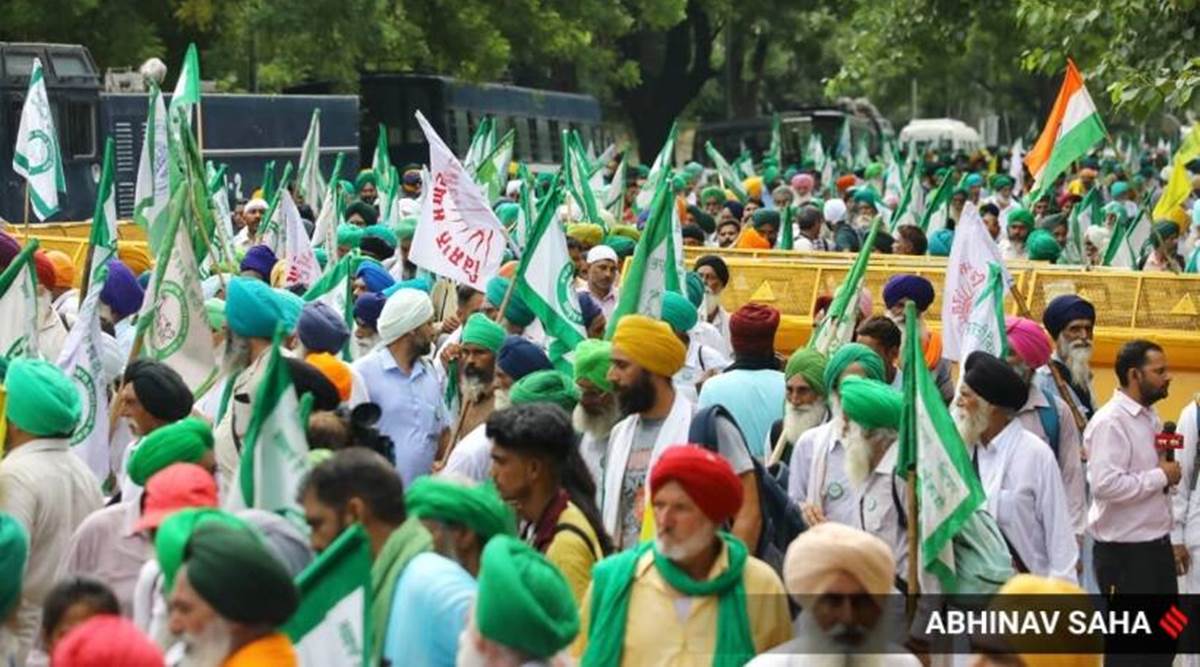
<box><xmin>791</xmin><ymin>174</ymin><xmax>814</xmax><ymax>191</ymax></box>
<box><xmin>1005</xmin><ymin>316</ymin><xmax>1052</xmax><ymax>369</ymax></box>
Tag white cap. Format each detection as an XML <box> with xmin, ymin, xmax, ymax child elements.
<box><xmin>823</xmin><ymin>199</ymin><xmax>847</xmax><ymax>223</ymax></box>
<box><xmin>586</xmin><ymin>245</ymin><xmax>618</xmax><ymax>265</ymax></box>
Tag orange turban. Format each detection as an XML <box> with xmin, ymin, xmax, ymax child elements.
<box><xmin>44</xmin><ymin>250</ymin><xmax>75</xmax><ymax>288</ymax></box>
<box><xmin>305</xmin><ymin>352</ymin><xmax>351</xmax><ymax>402</ymax></box>
<box><xmin>735</xmin><ymin>226</ymin><xmax>771</xmax><ymax>249</ymax></box>
<box><xmin>117</xmin><ymin>242</ymin><xmax>153</xmax><ymax>276</ymax></box>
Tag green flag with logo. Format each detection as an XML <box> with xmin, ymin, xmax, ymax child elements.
<box><xmin>283</xmin><ymin>524</ymin><xmax>372</xmax><ymax>666</ymax></box>
<box><xmin>134</xmin><ymin>83</ymin><xmax>171</xmax><ymax>254</ymax></box>
<box><xmin>605</xmin><ymin>172</ymin><xmax>686</xmax><ymax>334</ymax></box>
<box><xmin>297</xmin><ymin>108</ymin><xmax>325</xmax><ymax>212</ymax></box>
<box><xmin>807</xmin><ymin>218</ymin><xmax>881</xmax><ymax>355</ymax></box>
<box><xmin>515</xmin><ymin>179</ymin><xmax>585</xmax><ymax>348</ymax></box>
<box><xmin>0</xmin><ymin>242</ymin><xmax>42</xmax><ymax>359</ymax></box>
<box><xmin>12</xmin><ymin>58</ymin><xmax>65</xmax><ymax>220</ymax></box>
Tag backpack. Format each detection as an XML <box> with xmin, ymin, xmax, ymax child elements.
<box><xmin>1034</xmin><ymin>386</ymin><xmax>1060</xmax><ymax>457</ymax></box>
<box><xmin>688</xmin><ymin>404</ymin><xmax>806</xmax><ymax>574</ymax></box>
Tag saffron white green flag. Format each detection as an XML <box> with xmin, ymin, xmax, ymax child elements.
<box><xmin>704</xmin><ymin>141</ymin><xmax>749</xmax><ymax>203</ymax></box>
<box><xmin>895</xmin><ymin>301</ymin><xmax>988</xmax><ymax>593</ymax></box>
<box><xmin>605</xmin><ymin>175</ymin><xmax>686</xmax><ymax>333</ymax></box>
<box><xmin>227</xmin><ymin>338</ymin><xmax>311</xmax><ymax>518</ymax></box>
<box><xmin>515</xmin><ymin>180</ymin><xmax>585</xmax><ymax>348</ymax></box>
<box><xmin>941</xmin><ymin>202</ymin><xmax>1010</xmax><ymax>361</ymax></box>
<box><xmin>957</xmin><ymin>262</ymin><xmax>1010</xmax><ymax>363</ymax></box>
<box><xmin>57</xmin><ymin>266</ymin><xmax>110</xmax><ymax>480</ymax></box>
<box><xmin>0</xmin><ymin>242</ymin><xmax>42</xmax><ymax>359</ymax></box>
<box><xmin>808</xmin><ymin>219</ymin><xmax>882</xmax><ymax>356</ymax></box>
<box><xmin>297</xmin><ymin>109</ymin><xmax>325</xmax><ymax>212</ymax></box>
<box><xmin>283</xmin><ymin>523</ymin><xmax>372</xmax><ymax>667</ymax></box>
<box><xmin>13</xmin><ymin>58</ymin><xmax>65</xmax><ymax>220</ymax></box>
<box><xmin>135</xmin><ymin>83</ymin><xmax>170</xmax><ymax>255</ymax></box>
<box><xmin>1024</xmin><ymin>59</ymin><xmax>1106</xmax><ymax>196</ymax></box>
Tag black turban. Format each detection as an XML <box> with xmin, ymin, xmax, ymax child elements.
<box><xmin>963</xmin><ymin>351</ymin><xmax>1028</xmax><ymax>412</ymax></box>
<box><xmin>184</xmin><ymin>521</ymin><xmax>298</xmax><ymax>626</ymax></box>
<box><xmin>693</xmin><ymin>255</ymin><xmax>729</xmax><ymax>287</ymax></box>
<box><xmin>283</xmin><ymin>358</ymin><xmax>342</xmax><ymax>412</ymax></box>
<box><xmin>1041</xmin><ymin>295</ymin><xmax>1095</xmax><ymax>340</ymax></box>
<box><xmin>123</xmin><ymin>360</ymin><xmax>193</xmax><ymax>421</ymax></box>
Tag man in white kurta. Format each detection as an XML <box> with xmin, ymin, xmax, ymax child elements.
<box><xmin>1172</xmin><ymin>398</ymin><xmax>1200</xmax><ymax>599</ymax></box>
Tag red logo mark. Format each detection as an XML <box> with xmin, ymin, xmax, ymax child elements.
<box><xmin>1159</xmin><ymin>605</ymin><xmax>1188</xmax><ymax>639</ymax></box>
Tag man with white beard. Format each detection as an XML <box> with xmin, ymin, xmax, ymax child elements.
<box><xmin>953</xmin><ymin>351</ymin><xmax>1079</xmax><ymax>583</ymax></box>
<box><xmin>789</xmin><ymin>343</ymin><xmax>887</xmax><ymax>528</ymax></box>
<box><xmin>352</xmin><ymin>292</ymin><xmax>386</xmax><ymax>359</ymax></box>
<box><xmin>167</xmin><ymin>521</ymin><xmax>299</xmax><ymax>666</ymax></box>
<box><xmin>693</xmin><ymin>255</ymin><xmax>732</xmax><ymax>343</ymax></box>
<box><xmin>572</xmin><ymin>340</ymin><xmax>622</xmax><ymax>490</ymax></box>
<box><xmin>1038</xmin><ymin>295</ymin><xmax>1097</xmax><ymax>421</ymax></box>
<box><xmin>769</xmin><ymin>348</ymin><xmax>829</xmax><ymax>464</ymax></box>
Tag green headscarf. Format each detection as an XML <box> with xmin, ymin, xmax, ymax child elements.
<box><xmin>839</xmin><ymin>376</ymin><xmax>902</xmax><ymax>430</ymax></box>
<box><xmin>5</xmin><ymin>358</ymin><xmax>80</xmax><ymax>437</ymax></box>
<box><xmin>1006</xmin><ymin>208</ymin><xmax>1035</xmax><ymax>230</ymax></box>
<box><xmin>509</xmin><ymin>370</ymin><xmax>580</xmax><ymax>412</ymax></box>
<box><xmin>478</xmin><ymin>535</ymin><xmax>580</xmax><ymax>659</ymax></box>
<box><xmin>660</xmin><ymin>290</ymin><xmax>697</xmax><ymax>334</ymax></box>
<box><xmin>573</xmin><ymin>339</ymin><xmax>613</xmax><ymax>392</ymax></box>
<box><xmin>337</xmin><ymin>223</ymin><xmax>364</xmax><ymax>249</ymax></box>
<box><xmin>406</xmin><ymin>478</ymin><xmax>516</xmax><ymax>542</ymax></box>
<box><xmin>128</xmin><ymin>417</ymin><xmax>214</xmax><ymax>486</ymax></box>
<box><xmin>370</xmin><ymin>518</ymin><xmax>432</xmax><ymax>664</ymax></box>
<box><xmin>0</xmin><ymin>513</ymin><xmax>28</xmax><ymax>618</ymax></box>
<box><xmin>155</xmin><ymin>508</ymin><xmax>250</xmax><ymax>595</ymax></box>
<box><xmin>461</xmin><ymin>312</ymin><xmax>506</xmax><ymax>353</ymax></box>
<box><xmin>822</xmin><ymin>343</ymin><xmax>885</xmax><ymax>394</ymax></box>
<box><xmin>784</xmin><ymin>348</ymin><xmax>828</xmax><ymax>398</ymax></box>
<box><xmin>1026</xmin><ymin>229</ymin><xmax>1062</xmax><ymax>262</ymax></box>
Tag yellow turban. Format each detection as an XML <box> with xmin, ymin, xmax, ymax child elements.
<box><xmin>987</xmin><ymin>575</ymin><xmax>1102</xmax><ymax>667</ymax></box>
<box><xmin>117</xmin><ymin>242</ymin><xmax>153</xmax><ymax>276</ymax></box>
<box><xmin>566</xmin><ymin>223</ymin><xmax>604</xmax><ymax>247</ymax></box>
<box><xmin>743</xmin><ymin>176</ymin><xmax>764</xmax><ymax>199</ymax></box>
<box><xmin>270</xmin><ymin>259</ymin><xmax>288</xmax><ymax>288</ymax></box>
<box><xmin>783</xmin><ymin>522</ymin><xmax>894</xmax><ymax>598</ymax></box>
<box><xmin>611</xmin><ymin>314</ymin><xmax>685</xmax><ymax>378</ymax></box>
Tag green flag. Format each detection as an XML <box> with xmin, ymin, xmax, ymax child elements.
<box><xmin>602</xmin><ymin>155</ymin><xmax>626</xmax><ymax>222</ymax></box>
<box><xmin>777</xmin><ymin>205</ymin><xmax>794</xmax><ymax>250</ymax></box>
<box><xmin>807</xmin><ymin>219</ymin><xmax>881</xmax><ymax>355</ymax></box>
<box><xmin>704</xmin><ymin>141</ymin><xmax>749</xmax><ymax>203</ymax></box>
<box><xmin>0</xmin><ymin>242</ymin><xmax>41</xmax><ymax>359</ymax></box>
<box><xmin>1061</xmin><ymin>188</ymin><xmax>1099</xmax><ymax>265</ymax></box>
<box><xmin>134</xmin><ymin>83</ymin><xmax>170</xmax><ymax>254</ymax></box>
<box><xmin>563</xmin><ymin>131</ymin><xmax>604</xmax><ymax>230</ymax></box>
<box><xmin>635</xmin><ymin>123</ymin><xmax>678</xmax><ymax>212</ymax></box>
<box><xmin>475</xmin><ymin>129</ymin><xmax>515</xmax><ymax>204</ymax></box>
<box><xmin>605</xmin><ymin>175</ymin><xmax>685</xmax><ymax>335</ymax></box>
<box><xmin>515</xmin><ymin>178</ymin><xmax>585</xmax><ymax>348</ymax></box>
<box><xmin>12</xmin><ymin>58</ymin><xmax>65</xmax><ymax>220</ymax></box>
<box><xmin>297</xmin><ymin>108</ymin><xmax>325</xmax><ymax>212</ymax></box>
<box><xmin>806</xmin><ymin>133</ymin><xmax>826</xmax><ymax>171</ymax></box>
<box><xmin>1104</xmin><ymin>192</ymin><xmax>1151</xmax><ymax>268</ymax></box>
<box><xmin>284</xmin><ymin>524</ymin><xmax>372</xmax><ymax>666</ymax></box>
<box><xmin>958</xmin><ymin>262</ymin><xmax>1009</xmax><ymax>362</ymax></box>
<box><xmin>917</xmin><ymin>170</ymin><xmax>954</xmax><ymax>233</ymax></box>
<box><xmin>168</xmin><ymin>43</ymin><xmax>201</xmax><ymax>121</ymax></box>
<box><xmin>87</xmin><ymin>138</ymin><xmax>120</xmax><ymax>284</ymax></box>
<box><xmin>462</xmin><ymin>117</ymin><xmax>494</xmax><ymax>174</ymax></box>
<box><xmin>766</xmin><ymin>113</ymin><xmax>782</xmax><ymax>171</ymax></box>
<box><xmin>371</xmin><ymin>124</ymin><xmax>394</xmax><ymax>194</ymax></box>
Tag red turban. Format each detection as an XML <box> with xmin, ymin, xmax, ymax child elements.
<box><xmin>52</xmin><ymin>614</ymin><xmax>165</xmax><ymax>667</ymax></box>
<box><xmin>650</xmin><ymin>445</ymin><xmax>743</xmax><ymax>524</ymax></box>
<box><xmin>836</xmin><ymin>174</ymin><xmax>858</xmax><ymax>194</ymax></box>
<box><xmin>730</xmin><ymin>303</ymin><xmax>780</xmax><ymax>357</ymax></box>
<box><xmin>33</xmin><ymin>250</ymin><xmax>55</xmax><ymax>288</ymax></box>
<box><xmin>1005</xmin><ymin>316</ymin><xmax>1052</xmax><ymax>369</ymax></box>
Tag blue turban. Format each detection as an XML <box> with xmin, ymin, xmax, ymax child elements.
<box><xmin>1042</xmin><ymin>295</ymin><xmax>1095</xmax><ymax>340</ymax></box>
<box><xmin>577</xmin><ymin>292</ymin><xmax>602</xmax><ymax>329</ymax></box>
<box><xmin>353</xmin><ymin>293</ymin><xmax>386</xmax><ymax>329</ymax></box>
<box><xmin>99</xmin><ymin>260</ymin><xmax>144</xmax><ymax>319</ymax></box>
<box><xmin>485</xmin><ymin>277</ymin><xmax>535</xmax><ymax>328</ymax></box>
<box><xmin>225</xmin><ymin>277</ymin><xmax>303</xmax><ymax>339</ymax></box>
<box><xmin>298</xmin><ymin>301</ymin><xmax>350</xmax><ymax>354</ymax></box>
<box><xmin>882</xmin><ymin>274</ymin><xmax>935</xmax><ymax>312</ymax></box>
<box><xmin>240</xmin><ymin>245</ymin><xmax>278</xmax><ymax>281</ymax></box>
<box><xmin>964</xmin><ymin>173</ymin><xmax>984</xmax><ymax>188</ymax></box>
<box><xmin>823</xmin><ymin>342</ymin><xmax>886</xmax><ymax>394</ymax></box>
<box><xmin>355</xmin><ymin>261</ymin><xmax>396</xmax><ymax>294</ymax></box>
<box><xmin>137</xmin><ymin>271</ymin><xmax>152</xmax><ymax>290</ymax></box>
<box><xmin>497</xmin><ymin>336</ymin><xmax>552</xmax><ymax>381</ymax></box>
<box><xmin>929</xmin><ymin>229</ymin><xmax>954</xmax><ymax>256</ymax></box>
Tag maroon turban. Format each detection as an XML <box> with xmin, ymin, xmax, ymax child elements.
<box><xmin>650</xmin><ymin>445</ymin><xmax>743</xmax><ymax>524</ymax></box>
<box><xmin>730</xmin><ymin>303</ymin><xmax>780</xmax><ymax>357</ymax></box>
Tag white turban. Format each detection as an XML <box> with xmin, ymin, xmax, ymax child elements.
<box><xmin>783</xmin><ymin>522</ymin><xmax>895</xmax><ymax>598</ymax></box>
<box><xmin>244</xmin><ymin>198</ymin><xmax>268</xmax><ymax>213</ymax></box>
<box><xmin>586</xmin><ymin>245</ymin><xmax>618</xmax><ymax>265</ymax></box>
<box><xmin>823</xmin><ymin>198</ymin><xmax>847</xmax><ymax>224</ymax></box>
<box><xmin>1085</xmin><ymin>225</ymin><xmax>1110</xmax><ymax>251</ymax></box>
<box><xmin>506</xmin><ymin>180</ymin><xmax>522</xmax><ymax>197</ymax></box>
<box><xmin>378</xmin><ymin>288</ymin><xmax>434</xmax><ymax>345</ymax></box>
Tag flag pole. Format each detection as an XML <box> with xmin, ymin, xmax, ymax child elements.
<box><xmin>1007</xmin><ymin>281</ymin><xmax>1088</xmax><ymax>431</ymax></box>
<box><xmin>77</xmin><ymin>236</ymin><xmax>96</xmax><ymax>310</ymax></box>
<box><xmin>906</xmin><ymin>466</ymin><xmax>920</xmax><ymax>618</ymax></box>
<box><xmin>22</xmin><ymin>182</ymin><xmax>31</xmax><ymax>239</ymax></box>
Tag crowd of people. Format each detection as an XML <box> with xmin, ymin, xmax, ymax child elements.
<box><xmin>0</xmin><ymin>135</ymin><xmax>1196</xmax><ymax>667</ymax></box>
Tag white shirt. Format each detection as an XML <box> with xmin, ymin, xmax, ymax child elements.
<box><xmin>789</xmin><ymin>420</ymin><xmax>858</xmax><ymax>527</ymax></box>
<box><xmin>1014</xmin><ymin>383</ymin><xmax>1087</xmax><ymax>536</ymax></box>
<box><xmin>1173</xmin><ymin>400</ymin><xmax>1200</xmax><ymax>548</ymax></box>
<box><xmin>973</xmin><ymin>420</ymin><xmax>1078</xmax><ymax>582</ymax></box>
<box><xmin>855</xmin><ymin>444</ymin><xmax>908</xmax><ymax>584</ymax></box>
<box><xmin>690</xmin><ymin>320</ymin><xmax>731</xmax><ymax>358</ymax></box>
<box><xmin>441</xmin><ymin>423</ymin><xmax>492</xmax><ymax>482</ymax></box>
<box><xmin>579</xmin><ymin>430</ymin><xmax>610</xmax><ymax>506</ymax></box>
<box><xmin>674</xmin><ymin>340</ymin><xmax>730</xmax><ymax>404</ymax></box>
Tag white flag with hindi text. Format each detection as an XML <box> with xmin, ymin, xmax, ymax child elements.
<box><xmin>941</xmin><ymin>202</ymin><xmax>1010</xmax><ymax>362</ymax></box>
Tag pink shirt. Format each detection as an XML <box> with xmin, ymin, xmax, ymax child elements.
<box><xmin>1084</xmin><ymin>389</ymin><xmax>1170</xmax><ymax>542</ymax></box>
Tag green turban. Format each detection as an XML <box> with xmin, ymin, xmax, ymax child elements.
<box><xmin>337</xmin><ymin>223</ymin><xmax>364</xmax><ymax>249</ymax></box>
<box><xmin>1026</xmin><ymin>229</ymin><xmax>1061</xmax><ymax>262</ymax></box>
<box><xmin>683</xmin><ymin>161</ymin><xmax>704</xmax><ymax>177</ymax></box>
<box><xmin>852</xmin><ymin>186</ymin><xmax>881</xmax><ymax>208</ymax></box>
<box><xmin>989</xmin><ymin>174</ymin><xmax>1014</xmax><ymax>190</ymax></box>
<box><xmin>660</xmin><ymin>290</ymin><xmax>697</xmax><ymax>334</ymax></box>
<box><xmin>205</xmin><ymin>297</ymin><xmax>226</xmax><ymax>331</ymax></box>
<box><xmin>602</xmin><ymin>235</ymin><xmax>635</xmax><ymax>258</ymax></box>
<box><xmin>6</xmin><ymin>358</ymin><xmax>80</xmax><ymax>437</ymax></box>
<box><xmin>485</xmin><ymin>277</ymin><xmax>535</xmax><ymax>328</ymax></box>
<box><xmin>156</xmin><ymin>508</ymin><xmax>249</xmax><ymax>594</ymax></box>
<box><xmin>345</xmin><ymin>200</ymin><xmax>379</xmax><ymax>226</ymax></box>
<box><xmin>184</xmin><ymin>520</ymin><xmax>299</xmax><ymax>626</ymax></box>
<box><xmin>1110</xmin><ymin>181</ymin><xmax>1130</xmax><ymax>198</ymax></box>
<box><xmin>784</xmin><ymin>348</ymin><xmax>828</xmax><ymax>398</ymax></box>
<box><xmin>573</xmin><ymin>339</ymin><xmax>613</xmax><ymax>392</ymax></box>
<box><xmin>355</xmin><ymin>170</ymin><xmax>377</xmax><ymax>192</ymax></box>
<box><xmin>864</xmin><ymin>162</ymin><xmax>884</xmax><ymax>179</ymax></box>
<box><xmin>128</xmin><ymin>417</ymin><xmax>214</xmax><ymax>486</ymax></box>
<box><xmin>609</xmin><ymin>225</ymin><xmax>641</xmax><ymax>242</ymax></box>
<box><xmin>751</xmin><ymin>209</ymin><xmax>780</xmax><ymax>230</ymax></box>
<box><xmin>684</xmin><ymin>272</ymin><xmax>704</xmax><ymax>308</ymax></box>
<box><xmin>700</xmin><ymin>186</ymin><xmax>726</xmax><ymax>205</ymax></box>
<box><xmin>634</xmin><ymin>165</ymin><xmax>650</xmax><ymax>179</ymax></box>
<box><xmin>1006</xmin><ymin>208</ymin><xmax>1035</xmax><ymax>230</ymax></box>
<box><xmin>0</xmin><ymin>513</ymin><xmax>28</xmax><ymax>618</ymax></box>
<box><xmin>823</xmin><ymin>343</ymin><xmax>885</xmax><ymax>394</ymax></box>
<box><xmin>461</xmin><ymin>313</ymin><xmax>506</xmax><ymax>353</ymax></box>
<box><xmin>1103</xmin><ymin>202</ymin><xmax>1128</xmax><ymax>227</ymax></box>
<box><xmin>477</xmin><ymin>535</ymin><xmax>579</xmax><ymax>659</ymax></box>
<box><xmin>509</xmin><ymin>370</ymin><xmax>579</xmax><ymax>412</ymax></box>
<box><xmin>395</xmin><ymin>217</ymin><xmax>417</xmax><ymax>242</ymax></box>
<box><xmin>839</xmin><ymin>376</ymin><xmax>902</xmax><ymax>430</ymax></box>
<box><xmin>495</xmin><ymin>203</ymin><xmax>521</xmax><ymax>230</ymax></box>
<box><xmin>363</xmin><ymin>224</ymin><xmax>398</xmax><ymax>249</ymax></box>
<box><xmin>406</xmin><ymin>478</ymin><xmax>516</xmax><ymax>541</ymax></box>
<box><xmin>314</xmin><ymin>248</ymin><xmax>328</xmax><ymax>269</ymax></box>
<box><xmin>225</xmin><ymin>277</ymin><xmax>303</xmax><ymax>339</ymax></box>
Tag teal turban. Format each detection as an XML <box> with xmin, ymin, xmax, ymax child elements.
<box><xmin>1006</xmin><ymin>208</ymin><xmax>1035</xmax><ymax>230</ymax></box>
<box><xmin>989</xmin><ymin>174</ymin><xmax>1014</xmax><ymax>190</ymax></box>
<box><xmin>1153</xmin><ymin>220</ymin><xmax>1181</xmax><ymax>242</ymax></box>
<box><xmin>1110</xmin><ymin>181</ymin><xmax>1130</xmax><ymax>198</ymax></box>
<box><xmin>476</xmin><ymin>535</ymin><xmax>579</xmax><ymax>659</ymax></box>
<box><xmin>602</xmin><ymin>235</ymin><xmax>636</xmax><ymax>258</ymax></box>
<box><xmin>784</xmin><ymin>348</ymin><xmax>828</xmax><ymax>398</ymax></box>
<box><xmin>127</xmin><ymin>417</ymin><xmax>214</xmax><ymax>486</ymax></box>
<box><xmin>1026</xmin><ymin>229</ymin><xmax>1061</xmax><ymax>262</ymax></box>
<box><xmin>395</xmin><ymin>218</ymin><xmax>417</xmax><ymax>242</ymax></box>
<box><xmin>0</xmin><ymin>513</ymin><xmax>28</xmax><ymax>618</ymax></box>
<box><xmin>495</xmin><ymin>203</ymin><xmax>521</xmax><ymax>231</ymax></box>
<box><xmin>660</xmin><ymin>290</ymin><xmax>697</xmax><ymax>334</ymax></box>
<box><xmin>573</xmin><ymin>339</ymin><xmax>612</xmax><ymax>392</ymax></box>
<box><xmin>964</xmin><ymin>173</ymin><xmax>983</xmax><ymax>188</ymax></box>
<box><xmin>6</xmin><ymin>358</ymin><xmax>80</xmax><ymax>437</ymax></box>
<box><xmin>509</xmin><ymin>370</ymin><xmax>579</xmax><ymax>412</ymax></box>
<box><xmin>406</xmin><ymin>478</ymin><xmax>516</xmax><ymax>542</ymax></box>
<box><xmin>823</xmin><ymin>343</ymin><xmax>885</xmax><ymax>394</ymax></box>
<box><xmin>336</xmin><ymin>223</ymin><xmax>364</xmax><ymax>249</ymax></box>
<box><xmin>461</xmin><ymin>313</ymin><xmax>506</xmax><ymax>353</ymax></box>
<box><xmin>929</xmin><ymin>229</ymin><xmax>954</xmax><ymax>256</ymax></box>
<box><xmin>684</xmin><ymin>272</ymin><xmax>704</xmax><ymax>308</ymax></box>
<box><xmin>839</xmin><ymin>376</ymin><xmax>902</xmax><ymax>430</ymax></box>
<box><xmin>225</xmin><ymin>277</ymin><xmax>303</xmax><ymax>339</ymax></box>
<box><xmin>363</xmin><ymin>224</ymin><xmax>398</xmax><ymax>249</ymax></box>
<box><xmin>751</xmin><ymin>209</ymin><xmax>781</xmax><ymax>230</ymax></box>
<box><xmin>852</xmin><ymin>186</ymin><xmax>881</xmax><ymax>207</ymax></box>
<box><xmin>313</xmin><ymin>248</ymin><xmax>328</xmax><ymax>269</ymax></box>
<box><xmin>485</xmin><ymin>277</ymin><xmax>535</xmax><ymax>328</ymax></box>
<box><xmin>355</xmin><ymin>170</ymin><xmax>378</xmax><ymax>192</ymax></box>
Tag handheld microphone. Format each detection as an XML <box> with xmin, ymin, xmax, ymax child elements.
<box><xmin>1157</xmin><ymin>422</ymin><xmax>1184</xmax><ymax>493</ymax></box>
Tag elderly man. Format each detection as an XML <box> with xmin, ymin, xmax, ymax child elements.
<box><xmin>694</xmin><ymin>255</ymin><xmax>732</xmax><ymax>341</ymax></box>
<box><xmin>0</xmin><ymin>359</ymin><xmax>104</xmax><ymax>664</ymax></box>
<box><xmin>751</xmin><ymin>523</ymin><xmax>919</xmax><ymax>664</ymax></box>
<box><xmin>115</xmin><ymin>359</ymin><xmax>195</xmax><ymax>502</ymax></box>
<box><xmin>573</xmin><ymin>339</ymin><xmax>621</xmax><ymax>488</ymax></box>
<box><xmin>298</xmin><ymin>448</ymin><xmax>432</xmax><ymax>663</ymax></box>
<box><xmin>446</xmin><ymin>313</ymin><xmax>507</xmax><ymax>447</ymax></box>
<box><xmin>699</xmin><ymin>303</ymin><xmax>785</xmax><ymax>460</ymax></box>
<box><xmin>882</xmin><ymin>274</ymin><xmax>953</xmax><ymax>402</ymax></box>
<box><xmin>167</xmin><ymin>521</ymin><xmax>300</xmax><ymax>665</ymax></box>
<box><xmin>953</xmin><ymin>351</ymin><xmax>1078</xmax><ymax>582</ymax></box>
<box><xmin>458</xmin><ymin>536</ymin><xmax>580</xmax><ymax>666</ymax></box>
<box><xmin>352</xmin><ymin>292</ymin><xmax>386</xmax><ymax>359</ymax></box>
<box><xmin>768</xmin><ymin>348</ymin><xmax>829</xmax><ymax>463</ymax></box>
<box><xmin>1005</xmin><ymin>316</ymin><xmax>1087</xmax><ymax>542</ymax></box>
<box><xmin>604</xmin><ymin>315</ymin><xmax>757</xmax><ymax>550</ymax></box>
<box><xmin>580</xmin><ymin>244</ymin><xmax>619</xmax><ymax>318</ymax></box>
<box><xmin>1039</xmin><ymin>294</ymin><xmax>1097</xmax><ymax>420</ymax></box>
<box><xmin>789</xmin><ymin>343</ymin><xmax>886</xmax><ymax>527</ymax></box>
<box><xmin>353</xmin><ymin>287</ymin><xmax>448</xmax><ymax>483</ymax></box>
<box><xmin>576</xmin><ymin>446</ymin><xmax>791</xmax><ymax>664</ymax></box>
<box><xmin>214</xmin><ymin>277</ymin><xmax>303</xmax><ymax>490</ymax></box>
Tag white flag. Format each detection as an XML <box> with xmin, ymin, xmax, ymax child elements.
<box><xmin>12</xmin><ymin>58</ymin><xmax>65</xmax><ymax>220</ymax></box>
<box><xmin>0</xmin><ymin>243</ymin><xmax>42</xmax><ymax>359</ymax></box>
<box><xmin>411</xmin><ymin>111</ymin><xmax>507</xmax><ymax>291</ymax></box>
<box><xmin>310</xmin><ymin>182</ymin><xmax>340</xmax><ymax>262</ymax></box>
<box><xmin>941</xmin><ymin>202</ymin><xmax>1010</xmax><ymax>362</ymax></box>
<box><xmin>57</xmin><ymin>270</ymin><xmax>110</xmax><ymax>480</ymax></box>
<box><xmin>957</xmin><ymin>262</ymin><xmax>1009</xmax><ymax>363</ymax></box>
<box><xmin>283</xmin><ymin>524</ymin><xmax>371</xmax><ymax>667</ymax></box>
<box><xmin>134</xmin><ymin>84</ymin><xmax>171</xmax><ymax>254</ymax></box>
<box><xmin>280</xmin><ymin>191</ymin><xmax>321</xmax><ymax>287</ymax></box>
<box><xmin>297</xmin><ymin>109</ymin><xmax>325</xmax><ymax>212</ymax></box>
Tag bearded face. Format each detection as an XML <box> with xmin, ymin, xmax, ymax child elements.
<box><xmin>842</xmin><ymin>421</ymin><xmax>896</xmax><ymax>485</ymax></box>
<box><xmin>353</xmin><ymin>331</ymin><xmax>380</xmax><ymax>359</ymax></box>
<box><xmin>492</xmin><ymin>387</ymin><xmax>511</xmax><ymax>411</ymax></box>
<box><xmin>176</xmin><ymin>616</ymin><xmax>234</xmax><ymax>667</ymax></box>
<box><xmin>573</xmin><ymin>401</ymin><xmax>621</xmax><ymax>440</ymax></box>
<box><xmin>1057</xmin><ymin>332</ymin><xmax>1094</xmax><ymax>390</ymax></box>
<box><xmin>615</xmin><ymin>367</ymin><xmax>656</xmax><ymax>416</ymax></box>
<box><xmin>782</xmin><ymin>401</ymin><xmax>827</xmax><ymax>445</ymax></box>
<box><xmin>951</xmin><ymin>396</ymin><xmax>992</xmax><ymax>447</ymax></box>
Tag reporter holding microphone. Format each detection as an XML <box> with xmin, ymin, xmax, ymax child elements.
<box><xmin>1084</xmin><ymin>340</ymin><xmax>1178</xmax><ymax>596</ymax></box>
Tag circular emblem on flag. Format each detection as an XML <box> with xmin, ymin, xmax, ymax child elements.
<box><xmin>147</xmin><ymin>280</ymin><xmax>189</xmax><ymax>358</ymax></box>
<box><xmin>70</xmin><ymin>366</ymin><xmax>97</xmax><ymax>447</ymax></box>
<box><xmin>555</xmin><ymin>262</ymin><xmax>584</xmax><ymax>326</ymax></box>
<box><xmin>23</xmin><ymin>130</ymin><xmax>55</xmax><ymax>176</ymax></box>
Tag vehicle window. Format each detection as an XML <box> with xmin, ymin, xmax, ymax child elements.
<box><xmin>63</xmin><ymin>100</ymin><xmax>96</xmax><ymax>159</ymax></box>
<box><xmin>50</xmin><ymin>54</ymin><xmax>90</xmax><ymax>78</ymax></box>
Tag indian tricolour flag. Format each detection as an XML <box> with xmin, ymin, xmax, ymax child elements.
<box><xmin>516</xmin><ymin>178</ymin><xmax>585</xmax><ymax>348</ymax></box>
<box><xmin>895</xmin><ymin>301</ymin><xmax>987</xmax><ymax>592</ymax></box>
<box><xmin>1024</xmin><ymin>59</ymin><xmax>1106</xmax><ymax>196</ymax></box>
<box><xmin>283</xmin><ymin>524</ymin><xmax>372</xmax><ymax>667</ymax></box>
<box><xmin>0</xmin><ymin>242</ymin><xmax>42</xmax><ymax>359</ymax></box>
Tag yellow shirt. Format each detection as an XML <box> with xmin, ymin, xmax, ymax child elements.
<box><xmin>545</xmin><ymin>502</ymin><xmax>603</xmax><ymax>604</ymax></box>
<box><xmin>573</xmin><ymin>543</ymin><xmax>792</xmax><ymax>666</ymax></box>
<box><xmin>222</xmin><ymin>632</ymin><xmax>298</xmax><ymax>667</ymax></box>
